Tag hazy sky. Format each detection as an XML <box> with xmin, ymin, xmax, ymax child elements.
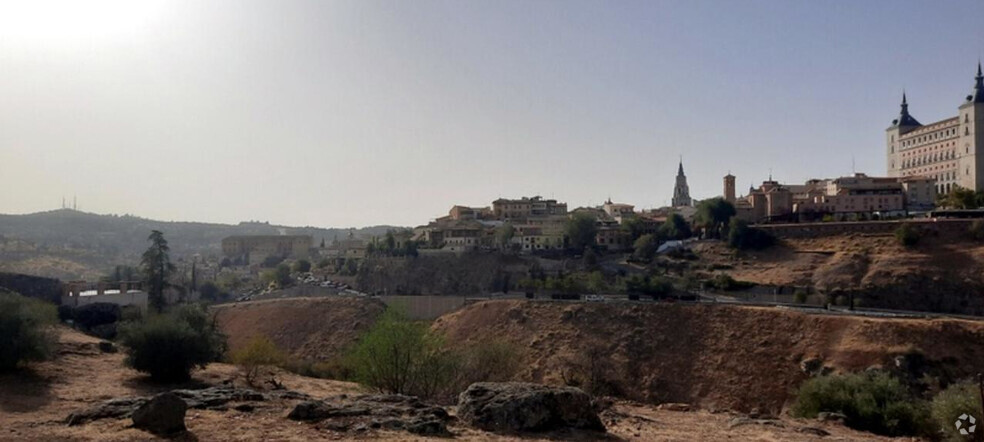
<box><xmin>2</xmin><ymin>0</ymin><xmax>984</xmax><ymax>227</ymax></box>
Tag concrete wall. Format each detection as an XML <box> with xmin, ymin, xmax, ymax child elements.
<box><xmin>379</xmin><ymin>295</ymin><xmax>468</xmax><ymax>320</ymax></box>
<box><xmin>62</xmin><ymin>291</ymin><xmax>148</xmax><ymax>311</ymax></box>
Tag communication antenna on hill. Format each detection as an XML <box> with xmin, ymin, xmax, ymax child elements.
<box><xmin>852</xmin><ymin>155</ymin><xmax>856</xmax><ymax>175</ymax></box>
<box><xmin>73</xmin><ymin>195</ymin><xmax>77</xmax><ymax>211</ymax></box>
<box><xmin>61</xmin><ymin>196</ymin><xmax>65</xmax><ymax>209</ymax></box>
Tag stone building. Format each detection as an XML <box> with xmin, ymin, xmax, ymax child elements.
<box><xmin>491</xmin><ymin>196</ymin><xmax>567</xmax><ymax>221</ymax></box>
<box><xmin>886</xmin><ymin>63</ymin><xmax>984</xmax><ymax>194</ymax></box>
<box><xmin>221</xmin><ymin>235</ymin><xmax>312</xmax><ymax>265</ymax></box>
<box><xmin>671</xmin><ymin>161</ymin><xmax>692</xmax><ymax>207</ymax></box>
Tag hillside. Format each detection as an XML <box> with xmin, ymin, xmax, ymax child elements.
<box><xmin>0</xmin><ymin>209</ymin><xmax>400</xmax><ymax>280</ymax></box>
<box><xmin>694</xmin><ymin>231</ymin><xmax>984</xmax><ymax>314</ymax></box>
<box><xmin>0</xmin><ymin>326</ymin><xmax>890</xmax><ymax>441</ymax></box>
<box><xmin>213</xmin><ymin>297</ymin><xmax>387</xmax><ymax>363</ymax></box>
<box><xmin>212</xmin><ymin>297</ymin><xmax>984</xmax><ymax>415</ymax></box>
<box><xmin>433</xmin><ymin>300</ymin><xmax>984</xmax><ymax>413</ymax></box>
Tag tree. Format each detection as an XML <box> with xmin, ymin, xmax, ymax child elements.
<box><xmin>659</xmin><ymin>213</ymin><xmax>692</xmax><ymax>240</ymax></box>
<box><xmin>141</xmin><ymin>230</ymin><xmax>175</xmax><ymax>313</ymax></box>
<box><xmin>104</xmin><ymin>265</ymin><xmax>140</xmax><ymax>283</ymax></box>
<box><xmin>566</xmin><ymin>213</ymin><xmax>598</xmax><ymax>251</ymax></box>
<box><xmin>495</xmin><ymin>223</ymin><xmax>515</xmax><ymax>250</ymax></box>
<box><xmin>937</xmin><ymin>185</ymin><xmax>979</xmax><ymax>209</ymax></box>
<box><xmin>694</xmin><ymin>198</ymin><xmax>736</xmax><ymax>238</ymax></box>
<box><xmin>633</xmin><ymin>234</ymin><xmax>658</xmax><ymax>262</ymax></box>
<box><xmin>727</xmin><ymin>218</ymin><xmax>774</xmax><ymax>250</ymax></box>
<box><xmin>292</xmin><ymin>259</ymin><xmax>311</xmax><ymax>273</ymax></box>
<box><xmin>262</xmin><ymin>263</ymin><xmax>292</xmax><ymax>288</ymax></box>
<box><xmin>619</xmin><ymin>217</ymin><xmax>647</xmax><ymax>242</ymax></box>
<box><xmin>198</xmin><ymin>281</ymin><xmax>222</xmax><ymax>302</ymax></box>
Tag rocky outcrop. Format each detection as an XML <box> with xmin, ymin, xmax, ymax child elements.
<box><xmin>287</xmin><ymin>394</ymin><xmax>451</xmax><ymax>436</ymax></box>
<box><xmin>66</xmin><ymin>387</ymin><xmax>302</xmax><ymax>426</ymax></box>
<box><xmin>456</xmin><ymin>382</ymin><xmax>606</xmax><ymax>433</ymax></box>
<box><xmin>132</xmin><ymin>392</ymin><xmax>187</xmax><ymax>435</ymax></box>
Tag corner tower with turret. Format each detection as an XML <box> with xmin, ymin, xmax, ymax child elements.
<box><xmin>886</xmin><ymin>64</ymin><xmax>984</xmax><ymax>194</ymax></box>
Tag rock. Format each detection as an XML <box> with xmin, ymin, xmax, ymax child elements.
<box><xmin>816</xmin><ymin>412</ymin><xmax>846</xmax><ymax>423</ymax></box>
<box><xmin>727</xmin><ymin>417</ymin><xmax>784</xmax><ymax>429</ymax></box>
<box><xmin>288</xmin><ymin>401</ymin><xmax>335</xmax><ymax>421</ymax></box>
<box><xmin>290</xmin><ymin>394</ymin><xmax>451</xmax><ymax>437</ymax></box>
<box><xmin>407</xmin><ymin>418</ymin><xmax>451</xmax><ymax>436</ymax></box>
<box><xmin>798</xmin><ymin>426</ymin><xmax>831</xmax><ymax>436</ymax></box>
<box><xmin>457</xmin><ymin>382</ymin><xmax>606</xmax><ymax>433</ymax></box>
<box><xmin>67</xmin><ymin>397</ymin><xmax>147</xmax><ymax>426</ymax></box>
<box><xmin>657</xmin><ymin>403</ymin><xmax>691</xmax><ymax>412</ymax></box>
<box><xmin>132</xmin><ymin>392</ymin><xmax>187</xmax><ymax>436</ymax></box>
<box><xmin>66</xmin><ymin>387</ymin><xmax>283</xmax><ymax>426</ymax></box>
<box><xmin>97</xmin><ymin>341</ymin><xmax>117</xmax><ymax>353</ymax></box>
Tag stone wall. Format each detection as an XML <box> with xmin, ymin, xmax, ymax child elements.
<box><xmin>755</xmin><ymin>219</ymin><xmax>973</xmax><ymax>239</ymax></box>
<box><xmin>0</xmin><ymin>272</ymin><xmax>63</xmax><ymax>304</ymax></box>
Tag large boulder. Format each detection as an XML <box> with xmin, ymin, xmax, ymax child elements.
<box><xmin>131</xmin><ymin>392</ymin><xmax>187</xmax><ymax>436</ymax></box>
<box><xmin>457</xmin><ymin>382</ymin><xmax>606</xmax><ymax>433</ymax></box>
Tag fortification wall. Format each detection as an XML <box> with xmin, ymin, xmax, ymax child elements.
<box><xmin>756</xmin><ymin>219</ymin><xmax>973</xmax><ymax>239</ymax></box>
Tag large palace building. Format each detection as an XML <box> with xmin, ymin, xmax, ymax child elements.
<box><xmin>886</xmin><ymin>63</ymin><xmax>984</xmax><ymax>194</ymax></box>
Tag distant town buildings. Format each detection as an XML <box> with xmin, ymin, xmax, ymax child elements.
<box><xmin>730</xmin><ymin>173</ymin><xmax>936</xmax><ymax>223</ymax></box>
<box><xmin>221</xmin><ymin>235</ymin><xmax>312</xmax><ymax>265</ymax></box>
<box><xmin>886</xmin><ymin>63</ymin><xmax>984</xmax><ymax>194</ymax></box>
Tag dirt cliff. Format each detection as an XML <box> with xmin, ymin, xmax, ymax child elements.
<box><xmin>433</xmin><ymin>300</ymin><xmax>984</xmax><ymax>414</ymax></box>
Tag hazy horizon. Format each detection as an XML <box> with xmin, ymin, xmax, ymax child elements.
<box><xmin>3</xmin><ymin>0</ymin><xmax>984</xmax><ymax>228</ymax></box>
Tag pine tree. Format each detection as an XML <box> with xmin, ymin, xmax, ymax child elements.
<box><xmin>141</xmin><ymin>230</ymin><xmax>176</xmax><ymax>313</ymax></box>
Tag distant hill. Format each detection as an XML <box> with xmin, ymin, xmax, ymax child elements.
<box><xmin>0</xmin><ymin>209</ymin><xmax>401</xmax><ymax>280</ymax></box>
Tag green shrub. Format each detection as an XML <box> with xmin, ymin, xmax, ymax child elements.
<box><xmin>895</xmin><ymin>223</ymin><xmax>921</xmax><ymax>247</ymax></box>
<box><xmin>708</xmin><ymin>274</ymin><xmax>755</xmax><ymax>291</ymax></box>
<box><xmin>119</xmin><ymin>304</ymin><xmax>227</xmax><ymax>382</ymax></box>
<box><xmin>727</xmin><ymin>219</ymin><xmax>775</xmax><ymax>250</ymax></box>
<box><xmin>347</xmin><ymin>308</ymin><xmax>453</xmax><ymax>398</ymax></box>
<box><xmin>230</xmin><ymin>335</ymin><xmax>285</xmax><ymax>386</ymax></box>
<box><xmin>623</xmin><ymin>274</ymin><xmax>673</xmax><ymax>297</ymax></box>
<box><xmin>793</xmin><ymin>289</ymin><xmax>808</xmax><ymax>304</ymax></box>
<box><xmin>0</xmin><ymin>291</ymin><xmax>57</xmax><ymax>371</ymax></box>
<box><xmin>261</xmin><ymin>263</ymin><xmax>292</xmax><ymax>289</ymax></box>
<box><xmin>792</xmin><ymin>372</ymin><xmax>932</xmax><ymax>437</ymax></box>
<box><xmin>931</xmin><ymin>381</ymin><xmax>983</xmax><ymax>441</ymax></box>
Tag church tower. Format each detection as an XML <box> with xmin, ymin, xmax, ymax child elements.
<box><xmin>671</xmin><ymin>161</ymin><xmax>692</xmax><ymax>207</ymax></box>
<box><xmin>723</xmin><ymin>173</ymin><xmax>736</xmax><ymax>203</ymax></box>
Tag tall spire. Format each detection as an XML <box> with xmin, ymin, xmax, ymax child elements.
<box><xmin>971</xmin><ymin>61</ymin><xmax>984</xmax><ymax>103</ymax></box>
<box><xmin>677</xmin><ymin>158</ymin><xmax>684</xmax><ymax>176</ymax></box>
<box><xmin>893</xmin><ymin>91</ymin><xmax>921</xmax><ymax>127</ymax></box>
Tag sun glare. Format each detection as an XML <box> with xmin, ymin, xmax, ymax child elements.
<box><xmin>0</xmin><ymin>0</ymin><xmax>167</xmax><ymax>44</ymax></box>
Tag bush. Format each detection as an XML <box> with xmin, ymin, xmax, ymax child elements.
<box><xmin>895</xmin><ymin>223</ymin><xmax>921</xmax><ymax>247</ymax></box>
<box><xmin>119</xmin><ymin>304</ymin><xmax>227</xmax><ymax>382</ymax></box>
<box><xmin>708</xmin><ymin>274</ymin><xmax>755</xmax><ymax>291</ymax></box>
<box><xmin>230</xmin><ymin>335</ymin><xmax>285</xmax><ymax>386</ymax></box>
<box><xmin>793</xmin><ymin>289</ymin><xmax>808</xmax><ymax>304</ymax></box>
<box><xmin>727</xmin><ymin>219</ymin><xmax>775</xmax><ymax>250</ymax></box>
<box><xmin>347</xmin><ymin>308</ymin><xmax>453</xmax><ymax>398</ymax></box>
<box><xmin>623</xmin><ymin>274</ymin><xmax>673</xmax><ymax>297</ymax></box>
<box><xmin>792</xmin><ymin>372</ymin><xmax>932</xmax><ymax>437</ymax></box>
<box><xmin>0</xmin><ymin>291</ymin><xmax>57</xmax><ymax>371</ymax></box>
<box><xmin>969</xmin><ymin>220</ymin><xmax>984</xmax><ymax>241</ymax></box>
<box><xmin>931</xmin><ymin>381</ymin><xmax>983</xmax><ymax>441</ymax></box>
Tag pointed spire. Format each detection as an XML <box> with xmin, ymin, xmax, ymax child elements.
<box><xmin>677</xmin><ymin>159</ymin><xmax>684</xmax><ymax>176</ymax></box>
<box><xmin>970</xmin><ymin>61</ymin><xmax>984</xmax><ymax>103</ymax></box>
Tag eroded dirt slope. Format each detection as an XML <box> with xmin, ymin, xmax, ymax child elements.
<box><xmin>433</xmin><ymin>300</ymin><xmax>984</xmax><ymax>414</ymax></box>
<box><xmin>213</xmin><ymin>297</ymin><xmax>386</xmax><ymax>362</ymax></box>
